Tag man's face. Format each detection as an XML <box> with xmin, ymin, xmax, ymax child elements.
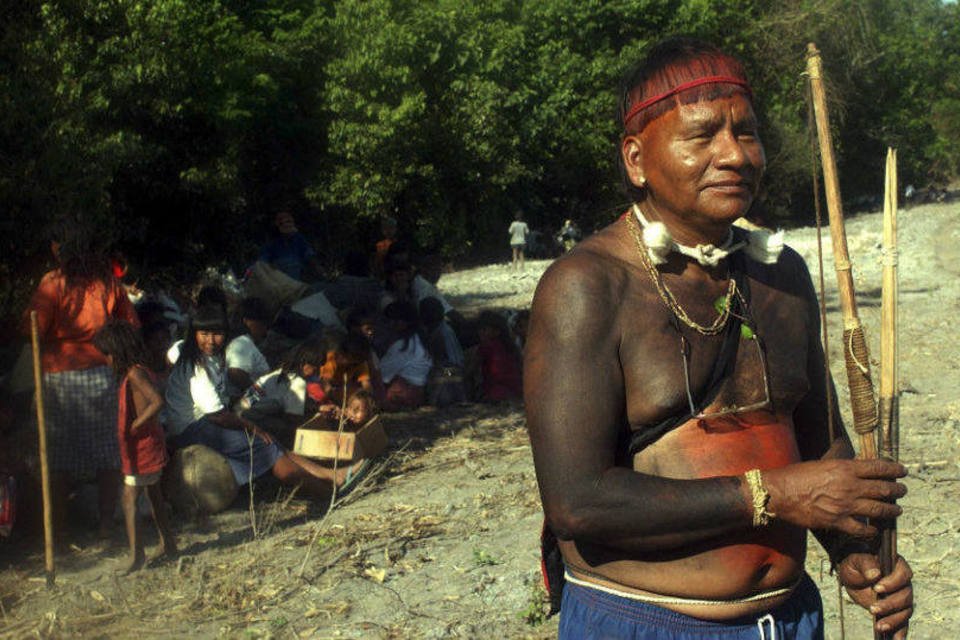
<box><xmin>628</xmin><ymin>94</ymin><xmax>764</xmax><ymax>232</ymax></box>
<box><xmin>275</xmin><ymin>212</ymin><xmax>297</xmax><ymax>235</ymax></box>
<box><xmin>196</xmin><ymin>330</ymin><xmax>225</xmax><ymax>356</ymax></box>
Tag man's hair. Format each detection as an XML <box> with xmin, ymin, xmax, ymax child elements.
<box><xmin>619</xmin><ymin>37</ymin><xmax>751</xmax><ymax>136</ymax></box>
<box><xmin>93</xmin><ymin>320</ymin><xmax>147</xmax><ymax>380</ymax></box>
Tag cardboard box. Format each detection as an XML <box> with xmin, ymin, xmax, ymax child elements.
<box><xmin>293</xmin><ymin>415</ymin><xmax>387</xmax><ymax>462</ymax></box>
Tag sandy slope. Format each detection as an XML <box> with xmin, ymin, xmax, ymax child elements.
<box><xmin>1</xmin><ymin>200</ymin><xmax>958</xmax><ymax>639</ymax></box>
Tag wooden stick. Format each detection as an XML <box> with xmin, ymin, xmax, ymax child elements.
<box><xmin>29</xmin><ymin>311</ymin><xmax>56</xmax><ymax>587</ymax></box>
<box><xmin>877</xmin><ymin>148</ymin><xmax>900</xmax><ymax>640</ymax></box>
<box><xmin>805</xmin><ymin>43</ymin><xmax>878</xmax><ymax>460</ymax></box>
<box><xmin>879</xmin><ymin>147</ymin><xmax>899</xmax><ymax>463</ymax></box>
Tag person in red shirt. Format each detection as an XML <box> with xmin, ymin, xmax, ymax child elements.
<box><xmin>476</xmin><ymin>311</ymin><xmax>522</xmax><ymax>402</ymax></box>
<box><xmin>23</xmin><ymin>234</ymin><xmax>139</xmax><ymax>537</ymax></box>
<box><xmin>94</xmin><ymin>321</ymin><xmax>176</xmax><ymax>573</ymax></box>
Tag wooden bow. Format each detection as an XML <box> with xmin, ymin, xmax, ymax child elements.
<box><xmin>807</xmin><ymin>44</ymin><xmax>901</xmax><ymax>640</ymax></box>
<box><xmin>806</xmin><ymin>43</ymin><xmax>879</xmax><ymax>459</ymax></box>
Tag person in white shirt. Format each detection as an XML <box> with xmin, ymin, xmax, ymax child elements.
<box><xmin>508</xmin><ymin>212</ymin><xmax>530</xmax><ymax>270</ymax></box>
<box><xmin>225</xmin><ymin>297</ymin><xmax>272</xmax><ymax>400</ymax></box>
<box><xmin>238</xmin><ymin>338</ymin><xmax>328</xmax><ymax>444</ymax></box>
<box><xmin>379</xmin><ymin>301</ymin><xmax>433</xmax><ymax>411</ymax></box>
<box><xmin>165</xmin><ymin>306</ymin><xmax>362</xmax><ymax>497</ymax></box>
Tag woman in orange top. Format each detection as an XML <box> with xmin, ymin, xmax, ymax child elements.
<box><xmin>24</xmin><ymin>233</ymin><xmax>139</xmax><ymax>536</ymax></box>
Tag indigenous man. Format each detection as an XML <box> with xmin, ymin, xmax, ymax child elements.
<box><xmin>526</xmin><ymin>38</ymin><xmax>913</xmax><ymax>639</ymax></box>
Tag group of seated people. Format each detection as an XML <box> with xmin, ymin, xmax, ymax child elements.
<box><xmin>125</xmin><ymin>241</ymin><xmax>527</xmax><ymax>505</ymax></box>
<box><xmin>1</xmin><ymin>215</ymin><xmax>528</xmax><ymax>564</ymax></box>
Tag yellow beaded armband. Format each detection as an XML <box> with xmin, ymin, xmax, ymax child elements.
<box><xmin>744</xmin><ymin>468</ymin><xmax>777</xmax><ymax>527</ymax></box>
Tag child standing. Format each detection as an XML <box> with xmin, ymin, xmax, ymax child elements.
<box><xmin>508</xmin><ymin>212</ymin><xmax>529</xmax><ymax>270</ymax></box>
<box><xmin>94</xmin><ymin>321</ymin><xmax>176</xmax><ymax>573</ymax></box>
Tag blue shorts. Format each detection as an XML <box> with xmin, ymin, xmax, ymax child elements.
<box><xmin>558</xmin><ymin>573</ymin><xmax>823</xmax><ymax>640</ymax></box>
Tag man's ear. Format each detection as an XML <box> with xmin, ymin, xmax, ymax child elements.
<box><xmin>621</xmin><ymin>135</ymin><xmax>646</xmax><ymax>189</ymax></box>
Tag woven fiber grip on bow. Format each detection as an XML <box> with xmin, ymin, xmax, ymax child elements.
<box><xmin>842</xmin><ymin>326</ymin><xmax>879</xmax><ymax>443</ymax></box>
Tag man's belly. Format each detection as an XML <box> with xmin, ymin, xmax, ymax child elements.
<box><xmin>562</xmin><ymin>412</ymin><xmax>807</xmax><ymax>620</ymax></box>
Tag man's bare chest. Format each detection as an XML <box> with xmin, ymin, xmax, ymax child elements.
<box><xmin>618</xmin><ymin>272</ymin><xmax>812</xmax><ymax>431</ymax></box>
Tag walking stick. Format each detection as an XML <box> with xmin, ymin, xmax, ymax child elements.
<box><xmin>805</xmin><ymin>43</ymin><xmax>879</xmax><ymax>459</ymax></box>
<box><xmin>29</xmin><ymin>311</ymin><xmax>56</xmax><ymax>587</ymax></box>
<box><xmin>877</xmin><ymin>147</ymin><xmax>900</xmax><ymax>640</ymax></box>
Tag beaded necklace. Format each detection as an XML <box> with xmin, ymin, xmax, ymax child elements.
<box><xmin>625</xmin><ymin>208</ymin><xmax>736</xmax><ymax>336</ymax></box>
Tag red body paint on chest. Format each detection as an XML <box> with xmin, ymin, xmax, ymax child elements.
<box><xmin>662</xmin><ymin>413</ymin><xmax>803</xmax><ymax>578</ymax></box>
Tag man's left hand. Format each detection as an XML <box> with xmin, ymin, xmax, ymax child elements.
<box><xmin>837</xmin><ymin>552</ymin><xmax>913</xmax><ymax>639</ymax></box>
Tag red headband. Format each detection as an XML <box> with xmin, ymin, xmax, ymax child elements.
<box><xmin>623</xmin><ymin>75</ymin><xmax>752</xmax><ymax>128</ymax></box>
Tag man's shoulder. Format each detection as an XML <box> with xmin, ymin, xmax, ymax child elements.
<box><xmin>744</xmin><ymin>243</ymin><xmax>815</xmax><ymax>299</ymax></box>
<box><xmin>533</xmin><ymin>226</ymin><xmax>631</xmax><ymax>315</ymax></box>
<box><xmin>539</xmin><ymin>243</ymin><xmax>618</xmax><ymax>288</ymax></box>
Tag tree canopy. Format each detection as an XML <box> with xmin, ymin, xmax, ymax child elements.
<box><xmin>3</xmin><ymin>0</ymin><xmax>958</xmax><ymax>318</ymax></box>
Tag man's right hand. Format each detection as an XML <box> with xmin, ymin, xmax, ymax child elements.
<box><xmin>763</xmin><ymin>459</ymin><xmax>906</xmax><ymax>536</ymax></box>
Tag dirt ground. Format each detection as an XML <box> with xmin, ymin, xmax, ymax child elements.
<box><xmin>2</xmin><ymin>199</ymin><xmax>959</xmax><ymax>639</ymax></box>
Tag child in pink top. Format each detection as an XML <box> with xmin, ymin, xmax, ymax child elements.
<box><xmin>94</xmin><ymin>321</ymin><xmax>176</xmax><ymax>573</ymax></box>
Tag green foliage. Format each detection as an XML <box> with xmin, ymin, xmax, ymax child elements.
<box><xmin>519</xmin><ymin>579</ymin><xmax>550</xmax><ymax>626</ymax></box>
<box><xmin>2</xmin><ymin>0</ymin><xmax>958</xmax><ymax>321</ymax></box>
<box><xmin>472</xmin><ymin>548</ymin><xmax>500</xmax><ymax>566</ymax></box>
